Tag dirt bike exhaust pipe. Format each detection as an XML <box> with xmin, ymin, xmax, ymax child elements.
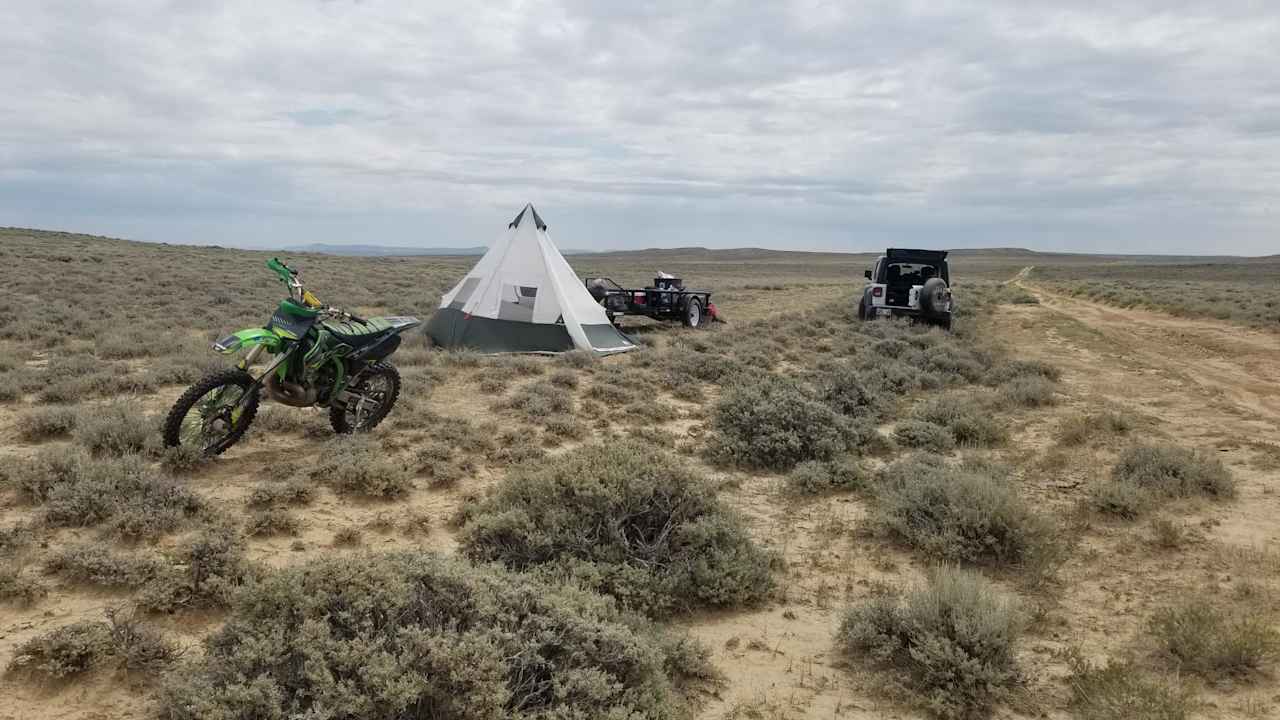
<box><xmin>265</xmin><ymin>374</ymin><xmax>318</xmax><ymax>407</ymax></box>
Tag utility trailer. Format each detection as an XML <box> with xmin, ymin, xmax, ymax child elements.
<box><xmin>585</xmin><ymin>274</ymin><xmax>721</xmax><ymax>328</ymax></box>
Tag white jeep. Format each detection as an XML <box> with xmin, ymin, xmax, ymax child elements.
<box><xmin>857</xmin><ymin>248</ymin><xmax>953</xmax><ymax>330</ymax></box>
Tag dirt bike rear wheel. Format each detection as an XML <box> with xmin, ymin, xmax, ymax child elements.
<box><xmin>330</xmin><ymin>362</ymin><xmax>400</xmax><ymax>434</ymax></box>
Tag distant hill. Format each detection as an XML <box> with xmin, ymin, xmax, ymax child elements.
<box><xmin>281</xmin><ymin>243</ymin><xmax>487</xmax><ymax>256</ymax></box>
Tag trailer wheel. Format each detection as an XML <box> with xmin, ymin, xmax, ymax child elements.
<box><xmin>683</xmin><ymin>297</ymin><xmax>704</xmax><ymax>328</ymax></box>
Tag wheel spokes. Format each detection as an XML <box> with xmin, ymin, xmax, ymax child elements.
<box><xmin>345</xmin><ymin>374</ymin><xmax>389</xmax><ymax>429</ymax></box>
<box><xmin>180</xmin><ymin>385</ymin><xmax>245</xmax><ymax>450</ymax></box>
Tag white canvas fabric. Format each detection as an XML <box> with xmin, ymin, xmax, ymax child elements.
<box><xmin>431</xmin><ymin>205</ymin><xmax>636</xmax><ymax>355</ymax></box>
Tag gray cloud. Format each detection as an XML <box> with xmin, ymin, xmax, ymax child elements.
<box><xmin>1</xmin><ymin>0</ymin><xmax>1277</xmax><ymax>254</ymax></box>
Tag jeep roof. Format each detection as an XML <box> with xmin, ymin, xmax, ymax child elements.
<box><xmin>885</xmin><ymin>248</ymin><xmax>948</xmax><ymax>265</ymax></box>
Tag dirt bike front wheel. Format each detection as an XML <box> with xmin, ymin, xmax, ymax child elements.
<box><xmin>330</xmin><ymin>362</ymin><xmax>400</xmax><ymax>434</ymax></box>
<box><xmin>162</xmin><ymin>369</ymin><xmax>260</xmax><ymax>456</ymax></box>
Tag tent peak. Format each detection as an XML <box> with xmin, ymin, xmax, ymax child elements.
<box><xmin>509</xmin><ymin>204</ymin><xmax>547</xmax><ymax>231</ymax></box>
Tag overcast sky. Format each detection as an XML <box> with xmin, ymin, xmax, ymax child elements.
<box><xmin>2</xmin><ymin>1</ymin><xmax>1277</xmax><ymax>254</ymax></box>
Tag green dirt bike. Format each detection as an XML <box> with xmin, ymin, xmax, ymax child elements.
<box><xmin>163</xmin><ymin>258</ymin><xmax>421</xmax><ymax>456</ymax></box>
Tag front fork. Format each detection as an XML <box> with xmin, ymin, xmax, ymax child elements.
<box><xmin>238</xmin><ymin>344</ymin><xmax>267</xmax><ymax>371</ymax></box>
<box><xmin>231</xmin><ymin>344</ymin><xmax>293</xmax><ymax>411</ymax></box>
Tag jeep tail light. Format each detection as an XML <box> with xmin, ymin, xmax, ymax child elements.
<box><xmin>633</xmin><ymin>291</ymin><xmax>646</xmax><ymax>304</ymax></box>
<box><xmin>872</xmin><ymin>287</ymin><xmax>883</xmax><ymax>298</ymax></box>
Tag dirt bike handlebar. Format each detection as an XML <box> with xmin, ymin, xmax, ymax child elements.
<box><xmin>266</xmin><ymin>257</ymin><xmax>296</xmax><ymax>284</ymax></box>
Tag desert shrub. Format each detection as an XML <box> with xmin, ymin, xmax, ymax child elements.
<box><xmin>1056</xmin><ymin>411</ymin><xmax>1134</xmax><ymax>446</ymax></box>
<box><xmin>837</xmin><ymin>566</ymin><xmax>1023</xmax><ymax>719</ymax></box>
<box><xmin>814</xmin><ymin>362</ymin><xmax>888</xmax><ymax>421</ymax></box>
<box><xmin>664</xmin><ymin>349</ymin><xmax>744</xmax><ymax>386</ymax></box>
<box><xmin>424</xmin><ymin>460</ymin><xmax>472</xmax><ymax>489</ymax></box>
<box><xmin>486</xmin><ymin>435</ymin><xmax>546</xmax><ymax>466</ymax></box>
<box><xmin>0</xmin><ymin>522</ymin><xmax>36</xmax><ymax>555</ymax></box>
<box><xmin>138</xmin><ymin>525</ymin><xmax>255</xmax><ymax>612</ymax></box>
<box><xmin>460</xmin><ymin>441</ymin><xmax>772</xmax><ymax>617</ymax></box>
<box><xmin>557</xmin><ymin>348</ymin><xmax>597</xmax><ymax>369</ymax></box>
<box><xmin>871</xmin><ymin>338</ymin><xmax>917</xmax><ymax>360</ymax></box>
<box><xmin>1066</xmin><ymin>653</ymin><xmax>1191</xmax><ymax>720</ymax></box>
<box><xmin>246</xmin><ymin>508</ymin><xmax>301</xmax><ymax>536</ymax></box>
<box><xmin>106</xmin><ymin>607</ymin><xmax>181</xmax><ymax>675</ymax></box>
<box><xmin>159</xmin><ymin>445</ymin><xmax>210</xmax><ymax>474</ymax></box>
<box><xmin>6</xmin><ymin>620</ymin><xmax>114</xmax><ymax>678</ymax></box>
<box><xmin>46</xmin><ymin>544</ymin><xmax>163</xmax><ymax>588</ymax></box>
<box><xmin>5</xmin><ymin>610</ymin><xmax>178</xmax><ymax>679</ymax></box>
<box><xmin>332</xmin><ymin>526</ymin><xmax>363</xmax><ymax>546</ymax></box>
<box><xmin>74</xmin><ymin>401</ymin><xmax>154</xmax><ymax>455</ymax></box>
<box><xmin>309</xmin><ymin>436</ymin><xmax>412</xmax><ymax>498</ymax></box>
<box><xmin>11</xmin><ymin>446</ymin><xmax>90</xmax><ymax>502</ymax></box>
<box><xmin>1088</xmin><ymin>480</ymin><xmax>1155</xmax><ymax>519</ymax></box>
<box><xmin>17</xmin><ymin>405</ymin><xmax>79</xmax><ymax>441</ymax></box>
<box><xmin>912</xmin><ymin>394</ymin><xmax>1007</xmax><ymax>447</ymax></box>
<box><xmin>97</xmin><ymin>332</ymin><xmax>156</xmax><ymax>360</ymax></box>
<box><xmin>547</xmin><ymin>368</ymin><xmax>579</xmax><ymax>388</ymax></box>
<box><xmin>439</xmin><ymin>349</ymin><xmax>481</xmax><ymax>367</ymax></box>
<box><xmin>543</xmin><ymin>414</ymin><xmax>586</xmax><ymax>440</ymax></box>
<box><xmin>999</xmin><ymin>375</ymin><xmax>1057</xmax><ymax>408</ymax></box>
<box><xmin>498</xmin><ymin>379</ymin><xmax>573</xmax><ymax>418</ymax></box>
<box><xmin>0</xmin><ymin>345</ymin><xmax>24</xmax><ymax>371</ymax></box>
<box><xmin>246</xmin><ymin>478</ymin><xmax>314</xmax><ymax>508</ymax></box>
<box><xmin>710</xmin><ymin>376</ymin><xmax>848</xmax><ymax>470</ymax></box>
<box><xmin>477</xmin><ymin>376</ymin><xmax>508</xmax><ymax>394</ymax></box>
<box><xmin>156</xmin><ymin>553</ymin><xmax>712</xmax><ymax>720</ymax></box>
<box><xmin>785</xmin><ymin>457</ymin><xmax>865</xmax><ymax>495</ymax></box>
<box><xmin>0</xmin><ymin>564</ymin><xmax>46</xmax><ymax>605</ymax></box>
<box><xmin>621</xmin><ymin>399</ymin><xmax>679</xmax><ymax>425</ymax></box>
<box><xmin>413</xmin><ymin>438</ymin><xmax>455</xmax><ymax>465</ymax></box>
<box><xmin>1150</xmin><ymin>599</ymin><xmax>1279</xmax><ymax>678</ymax></box>
<box><xmin>500</xmin><ymin>355</ymin><xmax>545</xmax><ymax>377</ymax></box>
<box><xmin>252</xmin><ymin>406</ymin><xmax>306</xmax><ymax>433</ymax></box>
<box><xmin>922</xmin><ymin>349</ymin><xmax>988</xmax><ymax>385</ymax></box>
<box><xmin>986</xmin><ymin>359</ymin><xmax>1060</xmax><ymax>384</ymax></box>
<box><xmin>41</xmin><ymin>354</ymin><xmax>99</xmax><ymax>385</ymax></box>
<box><xmin>1148</xmin><ymin>517</ymin><xmax>1189</xmax><ymax>550</ymax></box>
<box><xmin>669</xmin><ymin>380</ymin><xmax>704</xmax><ymax>403</ymax></box>
<box><xmin>893</xmin><ymin>420</ymin><xmax>955</xmax><ymax>453</ymax></box>
<box><xmin>1112</xmin><ymin>444</ymin><xmax>1235</xmax><ymax>499</ymax></box>
<box><xmin>586</xmin><ymin>382</ymin><xmax>635</xmax><ymax>404</ymax></box>
<box><xmin>874</xmin><ymin>456</ymin><xmax>1061</xmax><ymax>572</ymax></box>
<box><xmin>857</xmin><ymin>359</ymin><xmax>938</xmax><ymax>394</ymax></box>
<box><xmin>86</xmin><ymin>370</ymin><xmax>157</xmax><ymax>397</ymax></box>
<box><xmin>40</xmin><ymin>454</ymin><xmax>203</xmax><ymax>539</ymax></box>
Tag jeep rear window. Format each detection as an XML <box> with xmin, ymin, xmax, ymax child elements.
<box><xmin>885</xmin><ymin>262</ymin><xmax>941</xmax><ymax>283</ymax></box>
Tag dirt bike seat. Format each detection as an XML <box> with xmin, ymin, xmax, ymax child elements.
<box><xmin>323</xmin><ymin>317</ymin><xmax>395</xmax><ymax>346</ymax></box>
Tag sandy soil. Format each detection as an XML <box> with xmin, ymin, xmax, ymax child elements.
<box><xmin>3</xmin><ymin>275</ymin><xmax>1279</xmax><ymax>719</ymax></box>
<box><xmin>679</xmin><ymin>278</ymin><xmax>1280</xmax><ymax>719</ymax></box>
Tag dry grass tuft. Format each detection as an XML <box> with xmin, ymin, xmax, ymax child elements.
<box><xmin>1066</xmin><ymin>653</ymin><xmax>1193</xmax><ymax>720</ymax></box>
<box><xmin>838</xmin><ymin>566</ymin><xmax>1024</xmax><ymax>719</ymax></box>
<box><xmin>1149</xmin><ymin>599</ymin><xmax>1278</xmax><ymax>679</ymax></box>
<box><xmin>309</xmin><ymin>437</ymin><xmax>412</xmax><ymax>498</ymax></box>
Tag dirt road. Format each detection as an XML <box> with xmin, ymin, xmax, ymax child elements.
<box><xmin>1012</xmin><ymin>269</ymin><xmax>1280</xmax><ymax>435</ymax></box>
<box><xmin>1004</xmin><ymin>271</ymin><xmax>1280</xmax><ymax>550</ymax></box>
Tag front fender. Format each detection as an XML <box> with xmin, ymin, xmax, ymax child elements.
<box><xmin>213</xmin><ymin>327</ymin><xmax>284</xmax><ymax>355</ymax></box>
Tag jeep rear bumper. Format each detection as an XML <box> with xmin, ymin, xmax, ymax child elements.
<box><xmin>866</xmin><ymin>305</ymin><xmax>951</xmax><ymax>324</ymax></box>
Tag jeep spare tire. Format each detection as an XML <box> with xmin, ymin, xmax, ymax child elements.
<box><xmin>920</xmin><ymin>277</ymin><xmax>948</xmax><ymax>315</ymax></box>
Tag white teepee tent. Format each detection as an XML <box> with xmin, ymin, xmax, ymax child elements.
<box><xmin>425</xmin><ymin>205</ymin><xmax>637</xmax><ymax>355</ymax></box>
